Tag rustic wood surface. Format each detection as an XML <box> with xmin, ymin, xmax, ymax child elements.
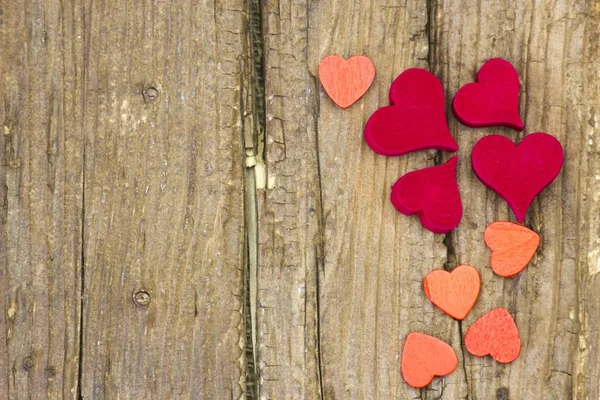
<box><xmin>1</xmin><ymin>0</ymin><xmax>599</xmax><ymax>399</ymax></box>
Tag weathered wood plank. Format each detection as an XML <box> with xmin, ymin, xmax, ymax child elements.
<box><xmin>257</xmin><ymin>1</ymin><xmax>467</xmax><ymax>399</ymax></box>
<box><xmin>80</xmin><ymin>1</ymin><xmax>247</xmax><ymax>398</ymax></box>
<box><xmin>255</xmin><ymin>1</ymin><xmax>323</xmax><ymax>398</ymax></box>
<box><xmin>430</xmin><ymin>1</ymin><xmax>600</xmax><ymax>399</ymax></box>
<box><xmin>2</xmin><ymin>0</ymin><xmax>599</xmax><ymax>398</ymax></box>
<box><xmin>311</xmin><ymin>2</ymin><xmax>468</xmax><ymax>399</ymax></box>
<box><xmin>0</xmin><ymin>0</ymin><xmax>83</xmax><ymax>398</ymax></box>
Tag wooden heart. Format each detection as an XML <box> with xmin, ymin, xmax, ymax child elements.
<box><xmin>364</xmin><ymin>68</ymin><xmax>458</xmax><ymax>156</ymax></box>
<box><xmin>484</xmin><ymin>221</ymin><xmax>540</xmax><ymax>277</ymax></box>
<box><xmin>471</xmin><ymin>133</ymin><xmax>564</xmax><ymax>222</ymax></box>
<box><xmin>401</xmin><ymin>332</ymin><xmax>458</xmax><ymax>388</ymax></box>
<box><xmin>318</xmin><ymin>55</ymin><xmax>375</xmax><ymax>108</ymax></box>
<box><xmin>423</xmin><ymin>265</ymin><xmax>481</xmax><ymax>320</ymax></box>
<box><xmin>465</xmin><ymin>308</ymin><xmax>521</xmax><ymax>363</ymax></box>
<box><xmin>391</xmin><ymin>156</ymin><xmax>462</xmax><ymax>233</ymax></box>
<box><xmin>452</xmin><ymin>58</ymin><xmax>524</xmax><ymax>130</ymax></box>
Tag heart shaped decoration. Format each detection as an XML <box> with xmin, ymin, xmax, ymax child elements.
<box><xmin>401</xmin><ymin>332</ymin><xmax>458</xmax><ymax>388</ymax></box>
<box><xmin>391</xmin><ymin>156</ymin><xmax>462</xmax><ymax>233</ymax></box>
<box><xmin>465</xmin><ymin>308</ymin><xmax>521</xmax><ymax>363</ymax></box>
<box><xmin>471</xmin><ymin>133</ymin><xmax>564</xmax><ymax>222</ymax></box>
<box><xmin>364</xmin><ymin>68</ymin><xmax>458</xmax><ymax>156</ymax></box>
<box><xmin>452</xmin><ymin>58</ymin><xmax>524</xmax><ymax>130</ymax></box>
<box><xmin>484</xmin><ymin>221</ymin><xmax>540</xmax><ymax>277</ymax></box>
<box><xmin>423</xmin><ymin>264</ymin><xmax>481</xmax><ymax>320</ymax></box>
<box><xmin>318</xmin><ymin>55</ymin><xmax>375</xmax><ymax>108</ymax></box>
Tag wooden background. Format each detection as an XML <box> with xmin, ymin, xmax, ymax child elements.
<box><xmin>1</xmin><ymin>0</ymin><xmax>599</xmax><ymax>399</ymax></box>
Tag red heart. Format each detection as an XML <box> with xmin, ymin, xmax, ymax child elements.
<box><xmin>465</xmin><ymin>308</ymin><xmax>521</xmax><ymax>363</ymax></box>
<box><xmin>391</xmin><ymin>156</ymin><xmax>462</xmax><ymax>233</ymax></box>
<box><xmin>471</xmin><ymin>133</ymin><xmax>564</xmax><ymax>222</ymax></box>
<box><xmin>401</xmin><ymin>332</ymin><xmax>458</xmax><ymax>388</ymax></box>
<box><xmin>318</xmin><ymin>55</ymin><xmax>375</xmax><ymax>108</ymax></box>
<box><xmin>423</xmin><ymin>265</ymin><xmax>480</xmax><ymax>320</ymax></box>
<box><xmin>364</xmin><ymin>68</ymin><xmax>458</xmax><ymax>156</ymax></box>
<box><xmin>452</xmin><ymin>58</ymin><xmax>524</xmax><ymax>130</ymax></box>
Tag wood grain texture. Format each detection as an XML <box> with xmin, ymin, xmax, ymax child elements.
<box><xmin>256</xmin><ymin>1</ymin><xmax>323</xmax><ymax>398</ymax></box>
<box><xmin>80</xmin><ymin>1</ymin><xmax>247</xmax><ymax>398</ymax></box>
<box><xmin>430</xmin><ymin>0</ymin><xmax>600</xmax><ymax>398</ymax></box>
<box><xmin>1</xmin><ymin>0</ymin><xmax>599</xmax><ymax>399</ymax></box>
<box><xmin>259</xmin><ymin>1</ymin><xmax>466</xmax><ymax>399</ymax></box>
<box><xmin>0</xmin><ymin>0</ymin><xmax>83</xmax><ymax>398</ymax></box>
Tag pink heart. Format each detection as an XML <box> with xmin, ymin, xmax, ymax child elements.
<box><xmin>364</xmin><ymin>68</ymin><xmax>458</xmax><ymax>156</ymax></box>
<box><xmin>452</xmin><ymin>58</ymin><xmax>524</xmax><ymax>130</ymax></box>
<box><xmin>391</xmin><ymin>156</ymin><xmax>462</xmax><ymax>233</ymax></box>
<box><xmin>471</xmin><ymin>133</ymin><xmax>564</xmax><ymax>222</ymax></box>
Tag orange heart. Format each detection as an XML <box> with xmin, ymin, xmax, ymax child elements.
<box><xmin>401</xmin><ymin>332</ymin><xmax>458</xmax><ymax>388</ymax></box>
<box><xmin>465</xmin><ymin>308</ymin><xmax>521</xmax><ymax>363</ymax></box>
<box><xmin>318</xmin><ymin>55</ymin><xmax>375</xmax><ymax>108</ymax></box>
<box><xmin>484</xmin><ymin>221</ymin><xmax>540</xmax><ymax>277</ymax></box>
<box><xmin>423</xmin><ymin>264</ymin><xmax>480</xmax><ymax>320</ymax></box>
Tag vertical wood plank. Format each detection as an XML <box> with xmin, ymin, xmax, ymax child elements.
<box><xmin>256</xmin><ymin>1</ymin><xmax>323</xmax><ymax>398</ymax></box>
<box><xmin>258</xmin><ymin>0</ymin><xmax>467</xmax><ymax>399</ymax></box>
<box><xmin>80</xmin><ymin>1</ymin><xmax>247</xmax><ymax>398</ymax></box>
<box><xmin>311</xmin><ymin>2</ymin><xmax>467</xmax><ymax>399</ymax></box>
<box><xmin>0</xmin><ymin>0</ymin><xmax>84</xmax><ymax>398</ymax></box>
<box><xmin>430</xmin><ymin>0</ymin><xmax>600</xmax><ymax>398</ymax></box>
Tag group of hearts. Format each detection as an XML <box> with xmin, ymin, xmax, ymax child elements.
<box><xmin>318</xmin><ymin>56</ymin><xmax>564</xmax><ymax>388</ymax></box>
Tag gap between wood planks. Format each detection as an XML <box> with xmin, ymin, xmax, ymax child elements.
<box><xmin>243</xmin><ymin>0</ymin><xmax>264</xmax><ymax>398</ymax></box>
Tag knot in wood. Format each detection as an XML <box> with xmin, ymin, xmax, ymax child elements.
<box><xmin>142</xmin><ymin>85</ymin><xmax>160</xmax><ymax>103</ymax></box>
<box><xmin>133</xmin><ymin>290</ymin><xmax>151</xmax><ymax>307</ymax></box>
<box><xmin>496</xmin><ymin>387</ymin><xmax>509</xmax><ymax>399</ymax></box>
<box><xmin>23</xmin><ymin>357</ymin><xmax>34</xmax><ymax>371</ymax></box>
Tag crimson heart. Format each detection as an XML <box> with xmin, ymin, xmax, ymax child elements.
<box><xmin>471</xmin><ymin>133</ymin><xmax>564</xmax><ymax>222</ymax></box>
<box><xmin>452</xmin><ymin>58</ymin><xmax>524</xmax><ymax>130</ymax></box>
<box><xmin>391</xmin><ymin>156</ymin><xmax>462</xmax><ymax>234</ymax></box>
<box><xmin>465</xmin><ymin>308</ymin><xmax>521</xmax><ymax>363</ymax></box>
<box><xmin>364</xmin><ymin>68</ymin><xmax>458</xmax><ymax>156</ymax></box>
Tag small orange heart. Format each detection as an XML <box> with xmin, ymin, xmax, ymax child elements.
<box><xmin>401</xmin><ymin>332</ymin><xmax>458</xmax><ymax>388</ymax></box>
<box><xmin>318</xmin><ymin>55</ymin><xmax>375</xmax><ymax>108</ymax></box>
<box><xmin>465</xmin><ymin>307</ymin><xmax>521</xmax><ymax>363</ymax></box>
<box><xmin>423</xmin><ymin>265</ymin><xmax>480</xmax><ymax>320</ymax></box>
<box><xmin>484</xmin><ymin>221</ymin><xmax>540</xmax><ymax>277</ymax></box>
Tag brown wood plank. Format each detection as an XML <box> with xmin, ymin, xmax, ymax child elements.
<box><xmin>0</xmin><ymin>0</ymin><xmax>84</xmax><ymax>398</ymax></box>
<box><xmin>255</xmin><ymin>1</ymin><xmax>323</xmax><ymax>398</ymax></box>
<box><xmin>311</xmin><ymin>2</ymin><xmax>468</xmax><ymax>399</ymax></box>
<box><xmin>257</xmin><ymin>1</ymin><xmax>467</xmax><ymax>399</ymax></box>
<box><xmin>80</xmin><ymin>1</ymin><xmax>248</xmax><ymax>398</ymax></box>
<box><xmin>430</xmin><ymin>1</ymin><xmax>600</xmax><ymax>399</ymax></box>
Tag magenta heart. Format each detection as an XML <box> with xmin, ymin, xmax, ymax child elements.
<box><xmin>364</xmin><ymin>68</ymin><xmax>458</xmax><ymax>156</ymax></box>
<box><xmin>471</xmin><ymin>133</ymin><xmax>564</xmax><ymax>222</ymax></box>
<box><xmin>452</xmin><ymin>58</ymin><xmax>524</xmax><ymax>130</ymax></box>
<box><xmin>391</xmin><ymin>156</ymin><xmax>462</xmax><ymax>233</ymax></box>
